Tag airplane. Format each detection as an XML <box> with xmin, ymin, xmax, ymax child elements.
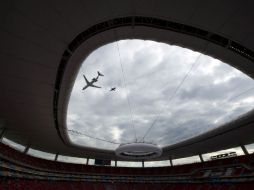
<box><xmin>82</xmin><ymin>71</ymin><xmax>104</xmax><ymax>90</ymax></box>
<box><xmin>110</xmin><ymin>87</ymin><xmax>116</xmax><ymax>91</ymax></box>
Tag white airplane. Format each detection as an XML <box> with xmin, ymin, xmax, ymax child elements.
<box><xmin>82</xmin><ymin>71</ymin><xmax>104</xmax><ymax>90</ymax></box>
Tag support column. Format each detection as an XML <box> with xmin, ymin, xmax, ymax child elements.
<box><xmin>54</xmin><ymin>153</ymin><xmax>58</xmax><ymax>161</ymax></box>
<box><xmin>115</xmin><ymin>160</ymin><xmax>117</xmax><ymax>167</ymax></box>
<box><xmin>0</xmin><ymin>128</ymin><xmax>5</xmax><ymax>142</ymax></box>
<box><xmin>241</xmin><ymin>145</ymin><xmax>249</xmax><ymax>155</ymax></box>
<box><xmin>86</xmin><ymin>158</ymin><xmax>89</xmax><ymax>165</ymax></box>
<box><xmin>23</xmin><ymin>145</ymin><xmax>30</xmax><ymax>154</ymax></box>
<box><xmin>199</xmin><ymin>154</ymin><xmax>204</xmax><ymax>162</ymax></box>
<box><xmin>169</xmin><ymin>158</ymin><xmax>173</xmax><ymax>166</ymax></box>
<box><xmin>142</xmin><ymin>160</ymin><xmax>144</xmax><ymax>168</ymax></box>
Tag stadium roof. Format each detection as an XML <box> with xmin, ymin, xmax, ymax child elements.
<box><xmin>1</xmin><ymin>0</ymin><xmax>254</xmax><ymax>160</ymax></box>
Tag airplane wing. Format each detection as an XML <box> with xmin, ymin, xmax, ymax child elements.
<box><xmin>90</xmin><ymin>84</ymin><xmax>101</xmax><ymax>88</ymax></box>
<box><xmin>82</xmin><ymin>85</ymin><xmax>89</xmax><ymax>90</ymax></box>
<box><xmin>83</xmin><ymin>75</ymin><xmax>89</xmax><ymax>84</ymax></box>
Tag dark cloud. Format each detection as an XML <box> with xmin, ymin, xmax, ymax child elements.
<box><xmin>67</xmin><ymin>40</ymin><xmax>254</xmax><ymax>150</ymax></box>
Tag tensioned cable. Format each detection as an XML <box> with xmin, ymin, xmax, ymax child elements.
<box><xmin>214</xmin><ymin>85</ymin><xmax>254</xmax><ymax>122</ymax></box>
<box><xmin>67</xmin><ymin>129</ymin><xmax>121</xmax><ymax>145</ymax></box>
<box><xmin>114</xmin><ymin>36</ymin><xmax>137</xmax><ymax>142</ymax></box>
<box><xmin>106</xmin><ymin>0</ymin><xmax>138</xmax><ymax>140</ymax></box>
<box><xmin>141</xmin><ymin>52</ymin><xmax>204</xmax><ymax>140</ymax></box>
<box><xmin>228</xmin><ymin>86</ymin><xmax>254</xmax><ymax>101</ymax></box>
<box><xmin>3</xmin><ymin>128</ymin><xmax>120</xmax><ymax>145</ymax></box>
<box><xmin>156</xmin><ymin>85</ymin><xmax>254</xmax><ymax>143</ymax></box>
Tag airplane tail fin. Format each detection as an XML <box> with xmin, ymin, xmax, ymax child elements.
<box><xmin>97</xmin><ymin>71</ymin><xmax>104</xmax><ymax>77</ymax></box>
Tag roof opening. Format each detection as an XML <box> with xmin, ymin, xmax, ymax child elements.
<box><xmin>67</xmin><ymin>39</ymin><xmax>254</xmax><ymax>151</ymax></box>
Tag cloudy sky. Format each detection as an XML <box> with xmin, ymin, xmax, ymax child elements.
<box><xmin>67</xmin><ymin>40</ymin><xmax>254</xmax><ymax>151</ymax></box>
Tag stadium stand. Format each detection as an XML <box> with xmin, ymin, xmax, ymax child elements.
<box><xmin>1</xmin><ymin>142</ymin><xmax>254</xmax><ymax>189</ymax></box>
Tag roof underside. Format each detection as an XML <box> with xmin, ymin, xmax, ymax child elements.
<box><xmin>1</xmin><ymin>0</ymin><xmax>254</xmax><ymax>160</ymax></box>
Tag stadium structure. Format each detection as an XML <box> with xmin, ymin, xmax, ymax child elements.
<box><xmin>0</xmin><ymin>0</ymin><xmax>254</xmax><ymax>189</ymax></box>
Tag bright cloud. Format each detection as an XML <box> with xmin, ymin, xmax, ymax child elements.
<box><xmin>67</xmin><ymin>40</ymin><xmax>254</xmax><ymax>150</ymax></box>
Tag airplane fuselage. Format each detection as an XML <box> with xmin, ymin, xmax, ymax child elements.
<box><xmin>92</xmin><ymin>78</ymin><xmax>98</xmax><ymax>82</ymax></box>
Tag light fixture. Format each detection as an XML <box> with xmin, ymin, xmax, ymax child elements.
<box><xmin>115</xmin><ymin>142</ymin><xmax>162</xmax><ymax>160</ymax></box>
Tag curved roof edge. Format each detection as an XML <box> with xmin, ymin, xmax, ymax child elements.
<box><xmin>55</xmin><ymin>16</ymin><xmax>254</xmax><ymax>160</ymax></box>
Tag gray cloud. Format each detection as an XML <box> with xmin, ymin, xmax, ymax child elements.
<box><xmin>67</xmin><ymin>40</ymin><xmax>254</xmax><ymax>150</ymax></box>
